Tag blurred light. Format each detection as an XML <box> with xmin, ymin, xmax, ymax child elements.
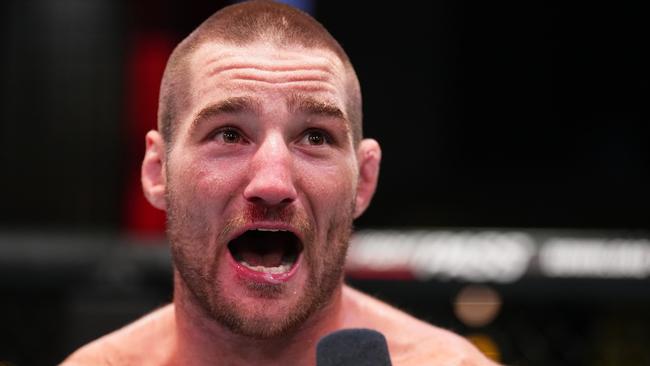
<box><xmin>465</xmin><ymin>333</ymin><xmax>501</xmax><ymax>363</ymax></box>
<box><xmin>453</xmin><ymin>285</ymin><xmax>502</xmax><ymax>327</ymax></box>
<box><xmin>347</xmin><ymin>230</ymin><xmax>535</xmax><ymax>282</ymax></box>
<box><xmin>539</xmin><ymin>238</ymin><xmax>650</xmax><ymax>278</ymax></box>
<box><xmin>276</xmin><ymin>0</ymin><xmax>314</xmax><ymax>14</ymax></box>
<box><xmin>347</xmin><ymin>230</ymin><xmax>650</xmax><ymax>281</ymax></box>
<box><xmin>122</xmin><ymin>33</ymin><xmax>172</xmax><ymax>237</ymax></box>
<box><xmin>231</xmin><ymin>0</ymin><xmax>315</xmax><ymax>15</ymax></box>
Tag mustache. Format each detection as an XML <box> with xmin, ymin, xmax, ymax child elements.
<box><xmin>243</xmin><ymin>204</ymin><xmax>296</xmax><ymax>222</ymax></box>
<box><xmin>219</xmin><ymin>203</ymin><xmax>314</xmax><ymax>242</ymax></box>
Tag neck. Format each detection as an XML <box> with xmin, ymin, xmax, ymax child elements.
<box><xmin>170</xmin><ymin>275</ymin><xmax>345</xmax><ymax>366</ymax></box>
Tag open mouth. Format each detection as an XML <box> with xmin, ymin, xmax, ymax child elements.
<box><xmin>228</xmin><ymin>229</ymin><xmax>303</xmax><ymax>275</ymax></box>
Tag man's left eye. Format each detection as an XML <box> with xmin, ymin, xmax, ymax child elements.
<box><xmin>303</xmin><ymin>130</ymin><xmax>330</xmax><ymax>146</ymax></box>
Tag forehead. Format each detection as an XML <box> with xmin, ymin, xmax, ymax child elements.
<box><xmin>184</xmin><ymin>42</ymin><xmax>350</xmax><ymax>117</ymax></box>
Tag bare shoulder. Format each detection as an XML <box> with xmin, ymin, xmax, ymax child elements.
<box><xmin>342</xmin><ymin>286</ymin><xmax>500</xmax><ymax>366</ymax></box>
<box><xmin>60</xmin><ymin>304</ymin><xmax>175</xmax><ymax>366</ymax></box>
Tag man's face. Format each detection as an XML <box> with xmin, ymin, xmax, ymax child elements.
<box><xmin>162</xmin><ymin>42</ymin><xmax>362</xmax><ymax>338</ymax></box>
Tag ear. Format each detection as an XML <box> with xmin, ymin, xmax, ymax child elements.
<box><xmin>354</xmin><ymin>138</ymin><xmax>382</xmax><ymax>218</ymax></box>
<box><xmin>141</xmin><ymin>130</ymin><xmax>167</xmax><ymax>211</ymax></box>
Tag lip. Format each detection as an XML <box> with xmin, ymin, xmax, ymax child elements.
<box><xmin>226</xmin><ymin>221</ymin><xmax>304</xmax><ymax>284</ymax></box>
<box><xmin>227</xmin><ymin>221</ymin><xmax>305</xmax><ymax>246</ymax></box>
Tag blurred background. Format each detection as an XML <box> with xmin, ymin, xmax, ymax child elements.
<box><xmin>0</xmin><ymin>0</ymin><xmax>648</xmax><ymax>365</ymax></box>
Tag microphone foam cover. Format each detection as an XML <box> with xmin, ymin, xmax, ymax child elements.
<box><xmin>316</xmin><ymin>328</ymin><xmax>392</xmax><ymax>366</ymax></box>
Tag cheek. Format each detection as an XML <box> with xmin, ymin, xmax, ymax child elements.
<box><xmin>166</xmin><ymin>155</ymin><xmax>247</xmax><ymax>258</ymax></box>
<box><xmin>297</xmin><ymin>158</ymin><xmax>357</xmax><ymax>214</ymax></box>
<box><xmin>170</xmin><ymin>154</ymin><xmax>247</xmax><ymax>205</ymax></box>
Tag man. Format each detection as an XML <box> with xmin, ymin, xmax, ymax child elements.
<box><xmin>63</xmin><ymin>1</ymin><xmax>498</xmax><ymax>365</ymax></box>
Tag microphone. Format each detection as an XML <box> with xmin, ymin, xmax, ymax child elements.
<box><xmin>316</xmin><ymin>328</ymin><xmax>392</xmax><ymax>366</ymax></box>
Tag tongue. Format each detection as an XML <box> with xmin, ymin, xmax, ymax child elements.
<box><xmin>230</xmin><ymin>230</ymin><xmax>298</xmax><ymax>268</ymax></box>
<box><xmin>239</xmin><ymin>242</ymin><xmax>285</xmax><ymax>267</ymax></box>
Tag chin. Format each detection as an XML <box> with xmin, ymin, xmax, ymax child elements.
<box><xmin>207</xmin><ymin>284</ymin><xmax>323</xmax><ymax>339</ymax></box>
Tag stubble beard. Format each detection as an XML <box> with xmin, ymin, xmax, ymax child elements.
<box><xmin>166</xmin><ymin>193</ymin><xmax>355</xmax><ymax>339</ymax></box>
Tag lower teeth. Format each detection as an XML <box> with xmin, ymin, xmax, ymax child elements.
<box><xmin>241</xmin><ymin>261</ymin><xmax>292</xmax><ymax>274</ymax></box>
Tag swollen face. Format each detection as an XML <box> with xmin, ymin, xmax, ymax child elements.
<box><xmin>164</xmin><ymin>42</ymin><xmax>359</xmax><ymax>338</ymax></box>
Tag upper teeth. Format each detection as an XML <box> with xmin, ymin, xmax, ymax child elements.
<box><xmin>256</xmin><ymin>228</ymin><xmax>285</xmax><ymax>232</ymax></box>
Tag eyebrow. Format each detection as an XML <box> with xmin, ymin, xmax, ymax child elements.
<box><xmin>190</xmin><ymin>96</ymin><xmax>261</xmax><ymax>131</ymax></box>
<box><xmin>287</xmin><ymin>93</ymin><xmax>347</xmax><ymax>122</ymax></box>
<box><xmin>189</xmin><ymin>94</ymin><xmax>349</xmax><ymax>134</ymax></box>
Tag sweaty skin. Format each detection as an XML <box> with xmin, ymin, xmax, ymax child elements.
<box><xmin>63</xmin><ymin>287</ymin><xmax>496</xmax><ymax>366</ymax></box>
<box><xmin>62</xmin><ymin>43</ymin><xmax>499</xmax><ymax>366</ymax></box>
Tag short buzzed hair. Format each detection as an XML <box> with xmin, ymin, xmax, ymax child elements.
<box><xmin>158</xmin><ymin>0</ymin><xmax>362</xmax><ymax>146</ymax></box>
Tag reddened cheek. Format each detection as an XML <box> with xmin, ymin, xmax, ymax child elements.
<box><xmin>354</xmin><ymin>139</ymin><xmax>381</xmax><ymax>218</ymax></box>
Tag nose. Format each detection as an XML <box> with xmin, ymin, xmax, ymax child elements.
<box><xmin>243</xmin><ymin>134</ymin><xmax>298</xmax><ymax>207</ymax></box>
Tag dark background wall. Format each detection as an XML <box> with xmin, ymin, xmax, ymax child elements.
<box><xmin>0</xmin><ymin>1</ymin><xmax>648</xmax><ymax>365</ymax></box>
<box><xmin>322</xmin><ymin>1</ymin><xmax>649</xmax><ymax>230</ymax></box>
<box><xmin>1</xmin><ymin>0</ymin><xmax>647</xmax><ymax>231</ymax></box>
